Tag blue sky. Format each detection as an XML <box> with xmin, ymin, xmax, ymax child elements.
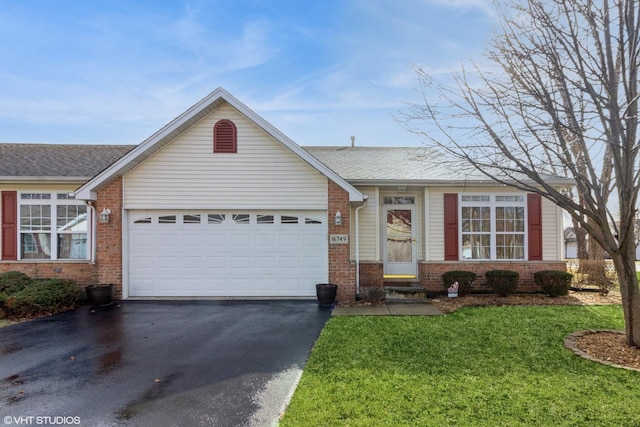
<box><xmin>0</xmin><ymin>0</ymin><xmax>496</xmax><ymax>147</ymax></box>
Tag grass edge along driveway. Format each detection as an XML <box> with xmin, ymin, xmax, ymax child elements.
<box><xmin>281</xmin><ymin>305</ymin><xmax>638</xmax><ymax>426</ymax></box>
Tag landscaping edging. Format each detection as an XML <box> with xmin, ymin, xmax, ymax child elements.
<box><xmin>564</xmin><ymin>329</ymin><xmax>640</xmax><ymax>372</ymax></box>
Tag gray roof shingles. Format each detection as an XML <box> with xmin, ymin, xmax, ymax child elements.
<box><xmin>0</xmin><ymin>143</ymin><xmax>573</xmax><ymax>186</ymax></box>
<box><xmin>0</xmin><ymin>143</ymin><xmax>135</xmax><ymax>179</ymax></box>
<box><xmin>303</xmin><ymin>146</ymin><xmax>574</xmax><ymax>185</ymax></box>
<box><xmin>303</xmin><ymin>146</ymin><xmax>492</xmax><ymax>182</ymax></box>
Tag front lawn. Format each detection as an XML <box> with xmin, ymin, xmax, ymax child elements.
<box><xmin>281</xmin><ymin>305</ymin><xmax>639</xmax><ymax>426</ymax></box>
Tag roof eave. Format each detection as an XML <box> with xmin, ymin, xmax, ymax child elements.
<box><xmin>346</xmin><ymin>178</ymin><xmax>576</xmax><ymax>188</ymax></box>
<box><xmin>0</xmin><ymin>176</ymin><xmax>90</xmax><ymax>184</ymax></box>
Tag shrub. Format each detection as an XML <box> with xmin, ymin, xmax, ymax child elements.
<box><xmin>0</xmin><ymin>271</ymin><xmax>32</xmax><ymax>294</ymax></box>
<box><xmin>360</xmin><ymin>286</ymin><xmax>385</xmax><ymax>303</ymax></box>
<box><xmin>534</xmin><ymin>270</ymin><xmax>573</xmax><ymax>297</ymax></box>
<box><xmin>572</xmin><ymin>259</ymin><xmax>617</xmax><ymax>295</ymax></box>
<box><xmin>4</xmin><ymin>279</ymin><xmax>80</xmax><ymax>319</ymax></box>
<box><xmin>485</xmin><ymin>270</ymin><xmax>519</xmax><ymax>297</ymax></box>
<box><xmin>442</xmin><ymin>271</ymin><xmax>476</xmax><ymax>296</ymax></box>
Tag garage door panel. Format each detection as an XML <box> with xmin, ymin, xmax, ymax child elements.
<box><xmin>156</xmin><ymin>255</ymin><xmax>182</xmax><ymax>268</ymax></box>
<box><xmin>255</xmin><ymin>234</ymin><xmax>277</xmax><ymax>247</ymax></box>
<box><xmin>131</xmin><ymin>233</ymin><xmax>156</xmax><ymax>247</ymax></box>
<box><xmin>181</xmin><ymin>256</ymin><xmax>204</xmax><ymax>268</ymax></box>
<box><xmin>180</xmin><ymin>233</ymin><xmax>204</xmax><ymax>247</ymax></box>
<box><xmin>304</xmin><ymin>255</ymin><xmax>325</xmax><ymax>268</ymax></box>
<box><xmin>303</xmin><ymin>233</ymin><xmax>326</xmax><ymax>246</ymax></box>
<box><xmin>278</xmin><ymin>256</ymin><xmax>301</xmax><ymax>267</ymax></box>
<box><xmin>205</xmin><ymin>231</ymin><xmax>229</xmax><ymax>247</ymax></box>
<box><xmin>278</xmin><ymin>233</ymin><xmax>301</xmax><ymax>246</ymax></box>
<box><xmin>230</xmin><ymin>256</ymin><xmax>253</xmax><ymax>268</ymax></box>
<box><xmin>229</xmin><ymin>276</ymin><xmax>254</xmax><ymax>292</ymax></box>
<box><xmin>129</xmin><ymin>210</ymin><xmax>327</xmax><ymax>297</ymax></box>
<box><xmin>255</xmin><ymin>256</ymin><xmax>277</xmax><ymax>268</ymax></box>
<box><xmin>207</xmin><ymin>256</ymin><xmax>228</xmax><ymax>269</ymax></box>
<box><xmin>231</xmin><ymin>233</ymin><xmax>253</xmax><ymax>247</ymax></box>
<box><xmin>130</xmin><ymin>255</ymin><xmax>155</xmax><ymax>269</ymax></box>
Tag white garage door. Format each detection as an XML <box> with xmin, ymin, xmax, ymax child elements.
<box><xmin>127</xmin><ymin>211</ymin><xmax>328</xmax><ymax>297</ymax></box>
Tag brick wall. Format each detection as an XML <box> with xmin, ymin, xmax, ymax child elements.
<box><xmin>95</xmin><ymin>177</ymin><xmax>124</xmax><ymax>297</ymax></box>
<box><xmin>0</xmin><ymin>262</ymin><xmax>96</xmax><ymax>286</ymax></box>
<box><xmin>354</xmin><ymin>260</ymin><xmax>568</xmax><ymax>294</ymax></box>
<box><xmin>328</xmin><ymin>180</ymin><xmax>356</xmax><ymax>302</ymax></box>
<box><xmin>359</xmin><ymin>262</ymin><xmax>384</xmax><ymax>287</ymax></box>
<box><xmin>419</xmin><ymin>261</ymin><xmax>568</xmax><ymax>293</ymax></box>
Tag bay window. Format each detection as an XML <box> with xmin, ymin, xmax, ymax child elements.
<box><xmin>19</xmin><ymin>193</ymin><xmax>88</xmax><ymax>260</ymax></box>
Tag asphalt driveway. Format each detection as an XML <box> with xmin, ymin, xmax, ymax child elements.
<box><xmin>0</xmin><ymin>300</ymin><xmax>331</xmax><ymax>426</ymax></box>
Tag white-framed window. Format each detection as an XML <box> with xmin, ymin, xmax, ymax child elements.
<box><xmin>460</xmin><ymin>194</ymin><xmax>526</xmax><ymax>260</ymax></box>
<box><xmin>19</xmin><ymin>192</ymin><xmax>88</xmax><ymax>260</ymax></box>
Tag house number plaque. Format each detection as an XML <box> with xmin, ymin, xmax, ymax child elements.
<box><xmin>330</xmin><ymin>234</ymin><xmax>349</xmax><ymax>244</ymax></box>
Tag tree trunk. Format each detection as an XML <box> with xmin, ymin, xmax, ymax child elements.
<box><xmin>572</xmin><ymin>219</ymin><xmax>588</xmax><ymax>260</ymax></box>
<box><xmin>611</xmin><ymin>248</ymin><xmax>640</xmax><ymax>346</ymax></box>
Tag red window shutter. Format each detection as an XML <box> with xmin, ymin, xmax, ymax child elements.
<box><xmin>444</xmin><ymin>193</ymin><xmax>459</xmax><ymax>261</ymax></box>
<box><xmin>527</xmin><ymin>193</ymin><xmax>543</xmax><ymax>261</ymax></box>
<box><xmin>1</xmin><ymin>191</ymin><xmax>18</xmax><ymax>260</ymax></box>
<box><xmin>214</xmin><ymin>119</ymin><xmax>237</xmax><ymax>153</ymax></box>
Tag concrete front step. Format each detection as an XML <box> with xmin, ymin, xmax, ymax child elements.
<box><xmin>384</xmin><ymin>285</ymin><xmax>428</xmax><ymax>301</ymax></box>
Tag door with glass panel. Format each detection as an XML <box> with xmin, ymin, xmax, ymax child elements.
<box><xmin>383</xmin><ymin>196</ymin><xmax>417</xmax><ymax>278</ymax></box>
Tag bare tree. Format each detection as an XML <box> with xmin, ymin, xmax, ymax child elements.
<box><xmin>402</xmin><ymin>0</ymin><xmax>640</xmax><ymax>346</ymax></box>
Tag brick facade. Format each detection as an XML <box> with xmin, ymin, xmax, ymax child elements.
<box><xmin>328</xmin><ymin>180</ymin><xmax>356</xmax><ymax>302</ymax></box>
<box><xmin>418</xmin><ymin>261</ymin><xmax>568</xmax><ymax>293</ymax></box>
<box><xmin>359</xmin><ymin>262</ymin><xmax>384</xmax><ymax>287</ymax></box>
<box><xmin>356</xmin><ymin>260</ymin><xmax>568</xmax><ymax>294</ymax></box>
<box><xmin>95</xmin><ymin>177</ymin><xmax>124</xmax><ymax>297</ymax></box>
<box><xmin>0</xmin><ymin>262</ymin><xmax>96</xmax><ymax>286</ymax></box>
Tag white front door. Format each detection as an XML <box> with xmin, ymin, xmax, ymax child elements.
<box><xmin>383</xmin><ymin>205</ymin><xmax>417</xmax><ymax>278</ymax></box>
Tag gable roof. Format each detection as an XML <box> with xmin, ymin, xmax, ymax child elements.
<box><xmin>304</xmin><ymin>146</ymin><xmax>575</xmax><ymax>187</ymax></box>
<box><xmin>74</xmin><ymin>88</ymin><xmax>364</xmax><ymax>202</ymax></box>
<box><xmin>0</xmin><ymin>143</ymin><xmax>134</xmax><ymax>183</ymax></box>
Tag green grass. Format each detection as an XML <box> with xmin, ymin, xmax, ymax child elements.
<box><xmin>281</xmin><ymin>305</ymin><xmax>639</xmax><ymax>426</ymax></box>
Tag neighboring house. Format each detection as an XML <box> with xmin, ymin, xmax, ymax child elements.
<box><xmin>0</xmin><ymin>88</ymin><xmax>572</xmax><ymax>301</ymax></box>
<box><xmin>564</xmin><ymin>227</ymin><xmax>578</xmax><ymax>259</ymax></box>
<box><xmin>564</xmin><ymin>226</ymin><xmax>640</xmax><ymax>261</ymax></box>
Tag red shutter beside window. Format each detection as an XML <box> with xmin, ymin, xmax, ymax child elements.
<box><xmin>1</xmin><ymin>191</ymin><xmax>18</xmax><ymax>260</ymax></box>
<box><xmin>527</xmin><ymin>193</ymin><xmax>543</xmax><ymax>261</ymax></box>
<box><xmin>214</xmin><ymin>119</ymin><xmax>237</xmax><ymax>153</ymax></box>
<box><xmin>444</xmin><ymin>193</ymin><xmax>459</xmax><ymax>261</ymax></box>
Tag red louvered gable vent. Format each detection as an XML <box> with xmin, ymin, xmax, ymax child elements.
<box><xmin>214</xmin><ymin>119</ymin><xmax>237</xmax><ymax>153</ymax></box>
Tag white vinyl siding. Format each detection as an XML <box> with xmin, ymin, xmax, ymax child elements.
<box><xmin>542</xmin><ymin>198</ymin><xmax>564</xmax><ymax>261</ymax></box>
<box><xmin>124</xmin><ymin>104</ymin><xmax>328</xmax><ymax>210</ymax></box>
<box><xmin>351</xmin><ymin>187</ymin><xmax>378</xmax><ymax>260</ymax></box>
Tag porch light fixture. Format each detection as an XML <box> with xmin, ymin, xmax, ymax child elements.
<box><xmin>334</xmin><ymin>211</ymin><xmax>342</xmax><ymax>226</ymax></box>
<box><xmin>100</xmin><ymin>208</ymin><xmax>112</xmax><ymax>223</ymax></box>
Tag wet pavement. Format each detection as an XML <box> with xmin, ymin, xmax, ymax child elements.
<box><xmin>0</xmin><ymin>300</ymin><xmax>331</xmax><ymax>426</ymax></box>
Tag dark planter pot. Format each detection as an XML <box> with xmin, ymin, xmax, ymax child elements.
<box><xmin>316</xmin><ymin>283</ymin><xmax>337</xmax><ymax>307</ymax></box>
<box><xmin>86</xmin><ymin>284</ymin><xmax>114</xmax><ymax>306</ymax></box>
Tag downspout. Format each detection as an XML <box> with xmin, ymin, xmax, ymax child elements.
<box><xmin>354</xmin><ymin>195</ymin><xmax>368</xmax><ymax>299</ymax></box>
<box><xmin>86</xmin><ymin>201</ymin><xmax>97</xmax><ymax>263</ymax></box>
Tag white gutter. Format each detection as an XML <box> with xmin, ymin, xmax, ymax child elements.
<box><xmin>354</xmin><ymin>195</ymin><xmax>368</xmax><ymax>298</ymax></box>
